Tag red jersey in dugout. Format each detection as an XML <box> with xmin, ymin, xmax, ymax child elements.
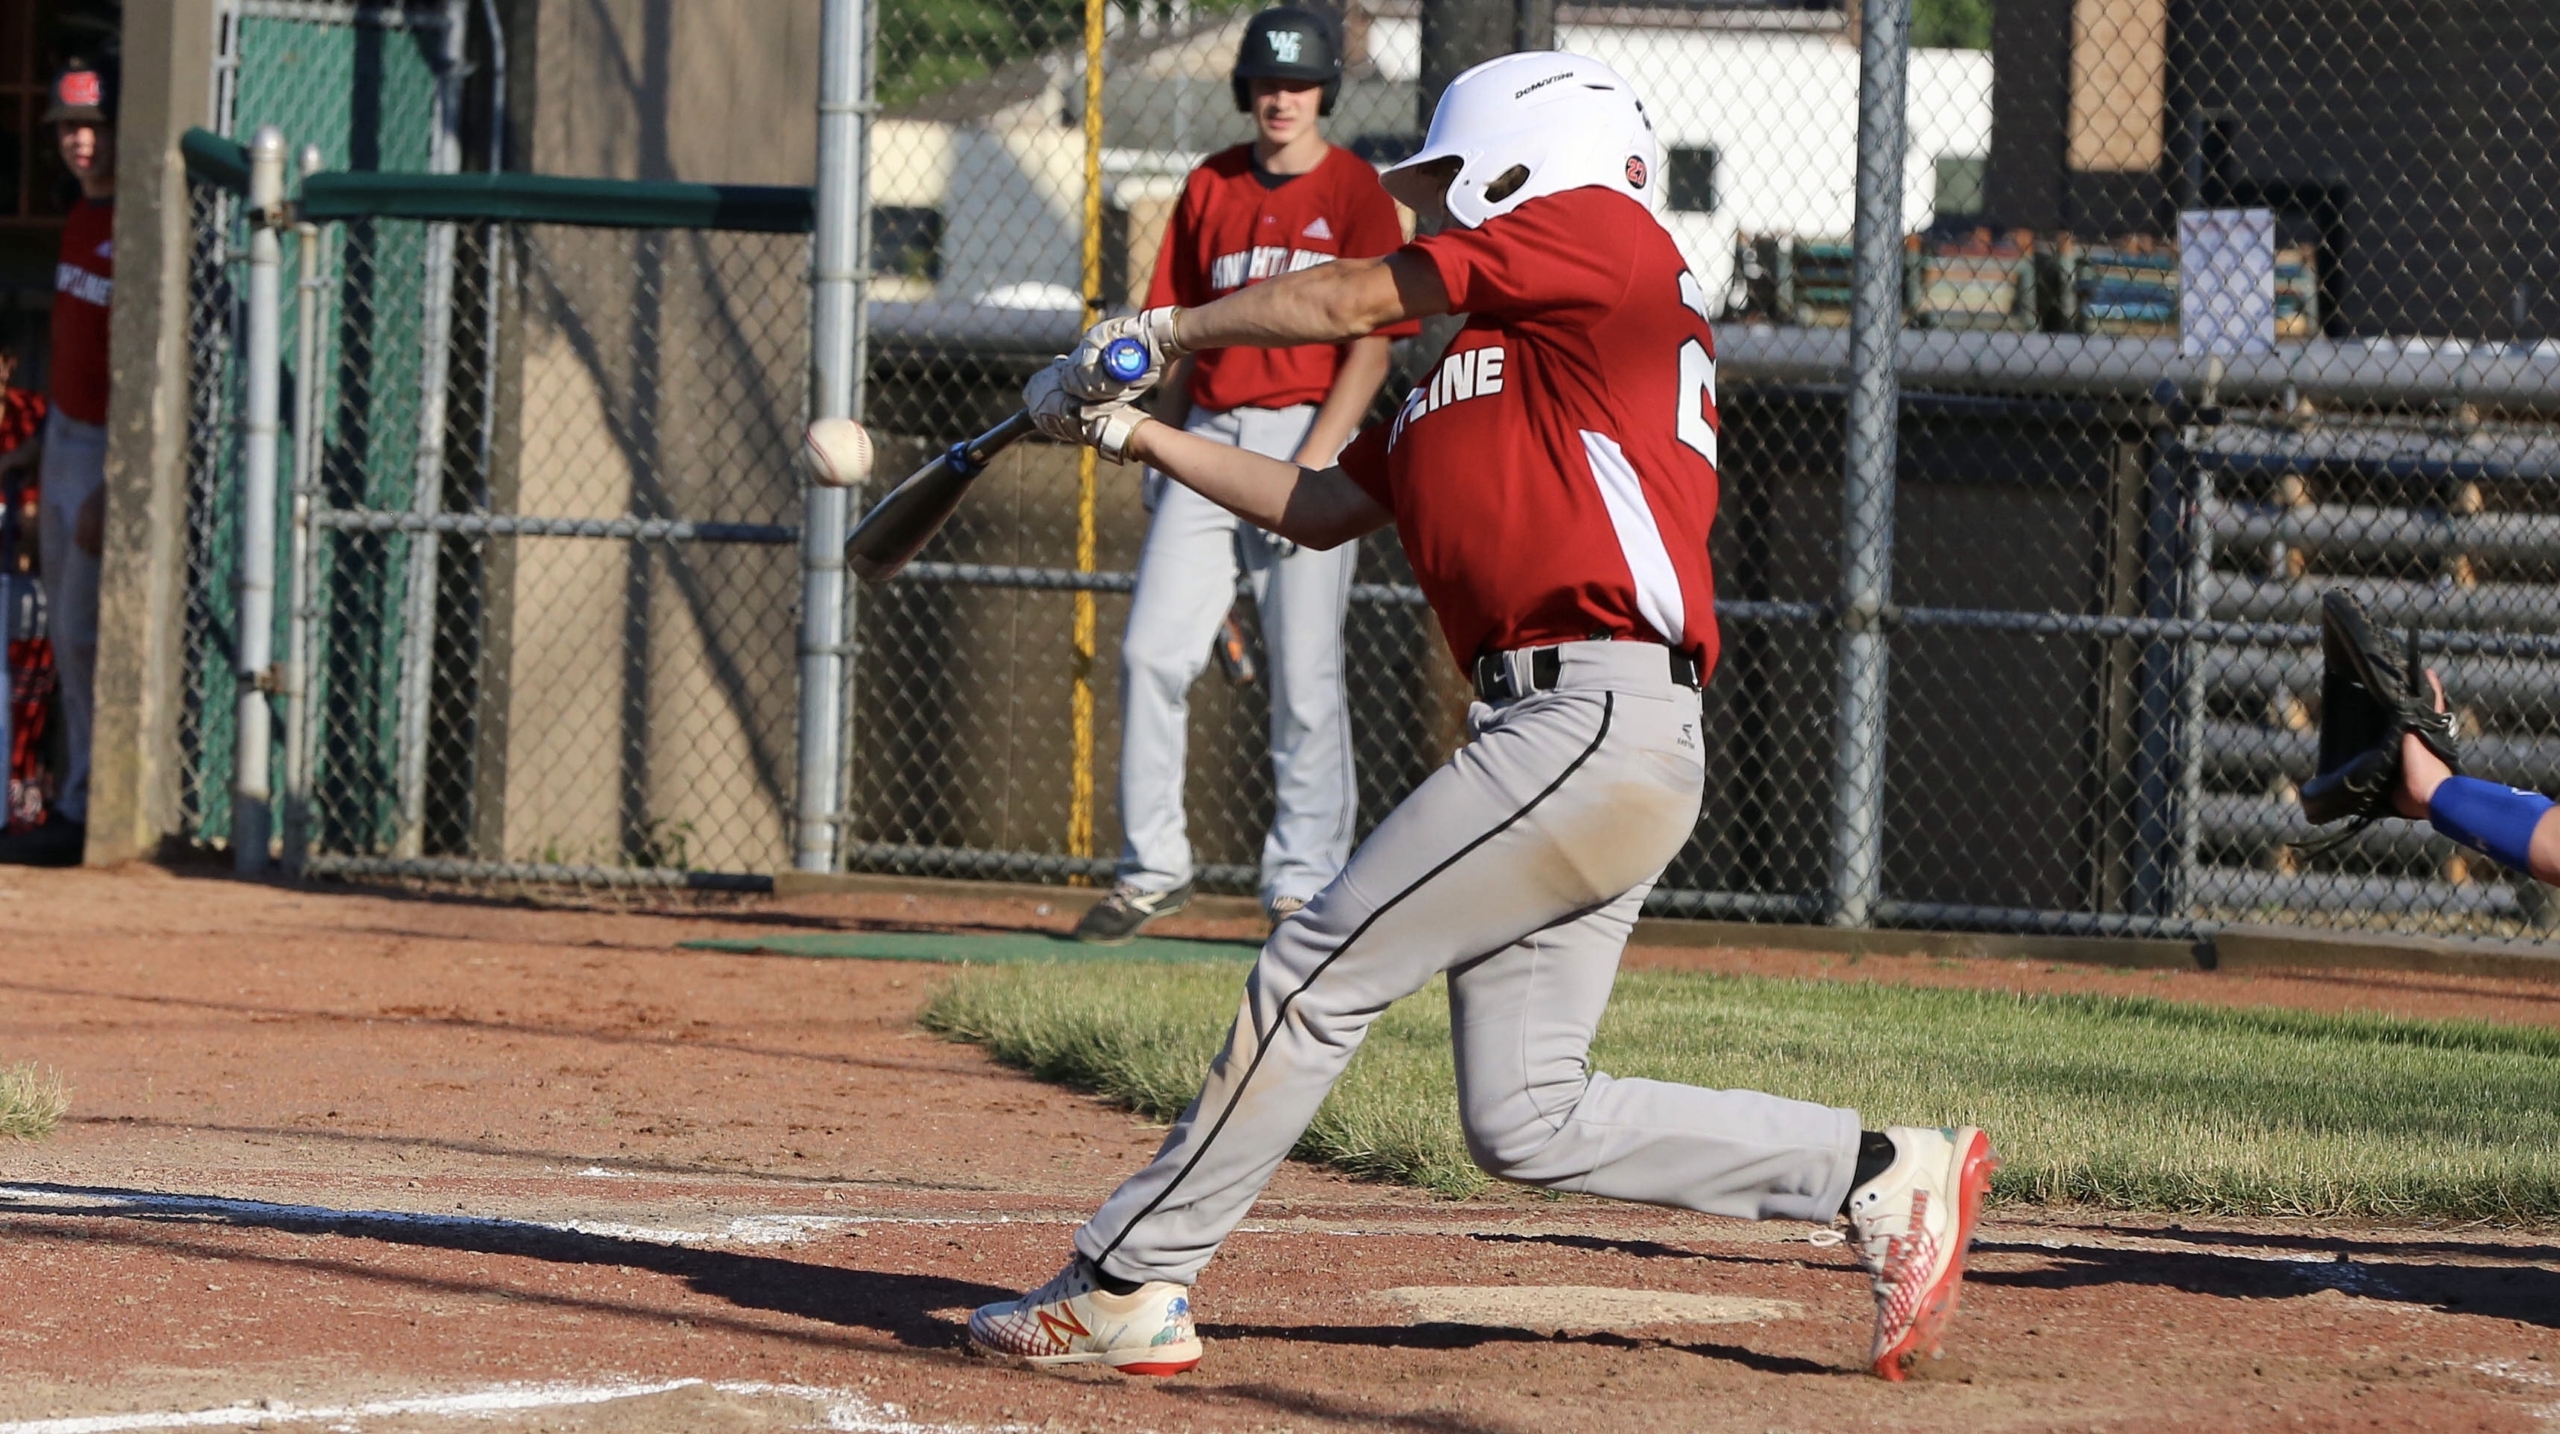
<box><xmin>50</xmin><ymin>197</ymin><xmax>114</xmax><ymax>427</ymax></box>
<box><xmin>1148</xmin><ymin>144</ymin><xmax>1415</xmax><ymax>414</ymax></box>
<box><xmin>1338</xmin><ymin>188</ymin><xmax>1723</xmax><ymax>678</ymax></box>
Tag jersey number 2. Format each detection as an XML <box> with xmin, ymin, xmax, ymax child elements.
<box><xmin>1676</xmin><ymin>272</ymin><xmax>1717</xmax><ymax>467</ymax></box>
<box><xmin>1677</xmin><ymin>341</ymin><xmax>1716</xmax><ymax>467</ymax></box>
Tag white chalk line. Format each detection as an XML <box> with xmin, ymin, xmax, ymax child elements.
<box><xmin>1976</xmin><ymin>1234</ymin><xmax>2418</xmax><ymax>1298</ymax></box>
<box><xmin>0</xmin><ymin>1185</ymin><xmax>1070</xmax><ymax>1250</ymax></box>
<box><xmin>0</xmin><ymin>1380</ymin><xmax>1022</xmax><ymax>1434</ymax></box>
<box><xmin>2475</xmin><ymin>1361</ymin><xmax>2560</xmax><ymax>1421</ymax></box>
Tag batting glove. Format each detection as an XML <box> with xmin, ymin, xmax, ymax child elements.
<box><xmin>1064</xmin><ymin>306</ymin><xmax>1186</xmax><ymax>402</ymax></box>
<box><xmin>1025</xmin><ymin>359</ymin><xmax>1148</xmax><ymax>464</ymax></box>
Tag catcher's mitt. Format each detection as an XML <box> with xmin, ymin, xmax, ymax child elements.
<box><xmin>2294</xmin><ymin>589</ymin><xmax>2459</xmax><ymax>852</ymax></box>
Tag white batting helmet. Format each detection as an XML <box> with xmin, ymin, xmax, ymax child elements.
<box><xmin>1382</xmin><ymin>51</ymin><xmax>1661</xmax><ymax>229</ymax></box>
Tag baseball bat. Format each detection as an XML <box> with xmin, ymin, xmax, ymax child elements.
<box><xmin>845</xmin><ymin>337</ymin><xmax>1152</xmax><ymax>585</ymax></box>
<box><xmin>845</xmin><ymin>410</ymin><xmax>1035</xmax><ymax>585</ymax></box>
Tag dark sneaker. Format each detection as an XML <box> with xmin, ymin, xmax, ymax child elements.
<box><xmin>0</xmin><ymin>812</ymin><xmax>83</xmax><ymax>868</ymax></box>
<box><xmin>1072</xmin><ymin>880</ymin><xmax>1193</xmax><ymax>945</ymax></box>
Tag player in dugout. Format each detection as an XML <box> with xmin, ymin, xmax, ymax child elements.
<box><xmin>967</xmin><ymin>51</ymin><xmax>1999</xmax><ymax>1383</ymax></box>
<box><xmin>1073</xmin><ymin>5</ymin><xmax>1413</xmax><ymax>944</ymax></box>
<box><xmin>0</xmin><ymin>57</ymin><xmax>115</xmax><ymax>868</ymax></box>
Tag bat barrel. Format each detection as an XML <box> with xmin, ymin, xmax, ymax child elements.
<box><xmin>844</xmin><ymin>409</ymin><xmax>1039</xmax><ymax>585</ymax></box>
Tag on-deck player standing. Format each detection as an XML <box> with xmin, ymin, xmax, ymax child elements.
<box><xmin>1072</xmin><ymin>6</ymin><xmax>1410</xmax><ymax>942</ymax></box>
<box><xmin>977</xmin><ymin>52</ymin><xmax>1998</xmax><ymax>1382</ymax></box>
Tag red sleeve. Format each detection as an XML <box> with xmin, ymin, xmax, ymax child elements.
<box><xmin>1336</xmin><ymin>420</ymin><xmax>1393</xmax><ymax>509</ymax></box>
<box><xmin>1146</xmin><ymin>173</ymin><xmax>1210</xmax><ymax>310</ymax></box>
<box><xmin>1408</xmin><ymin>192</ymin><xmax>1631</xmax><ymax>323</ymax></box>
<box><xmin>1342</xmin><ymin>169</ymin><xmax>1422</xmax><ymax>340</ymax></box>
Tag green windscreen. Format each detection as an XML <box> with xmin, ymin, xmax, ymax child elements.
<box><xmin>189</xmin><ymin>13</ymin><xmax>451</xmax><ymax>848</ymax></box>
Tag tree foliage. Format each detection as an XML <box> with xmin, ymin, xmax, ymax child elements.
<box><xmin>1913</xmin><ymin>0</ymin><xmax>1994</xmax><ymax>51</ymax></box>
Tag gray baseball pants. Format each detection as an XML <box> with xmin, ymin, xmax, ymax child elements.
<box><xmin>1076</xmin><ymin>640</ymin><xmax>1862</xmax><ymax>1286</ymax></box>
<box><xmin>39</xmin><ymin>411</ymin><xmax>103</xmax><ymax>825</ymax></box>
<box><xmin>1116</xmin><ymin>402</ymin><xmax>1357</xmax><ymax>907</ymax></box>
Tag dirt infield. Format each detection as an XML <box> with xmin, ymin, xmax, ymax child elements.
<box><xmin>1</xmin><ymin>864</ymin><xmax>2555</xmax><ymax>1432</ymax></box>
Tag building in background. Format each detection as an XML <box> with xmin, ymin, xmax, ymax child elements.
<box><xmin>1984</xmin><ymin>0</ymin><xmax>2560</xmax><ymax>341</ymax></box>
<box><xmin>865</xmin><ymin>0</ymin><xmax>1992</xmax><ymax>319</ymax></box>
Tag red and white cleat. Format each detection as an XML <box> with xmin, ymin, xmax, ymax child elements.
<box><xmin>1846</xmin><ymin>1125</ymin><xmax>1999</xmax><ymax>1381</ymax></box>
<box><xmin>966</xmin><ymin>1257</ymin><xmax>1203</xmax><ymax>1376</ymax></box>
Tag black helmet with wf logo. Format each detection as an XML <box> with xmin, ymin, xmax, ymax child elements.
<box><xmin>1232</xmin><ymin>7</ymin><xmax>1342</xmax><ymax>116</ymax></box>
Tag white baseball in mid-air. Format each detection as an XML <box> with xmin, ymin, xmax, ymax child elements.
<box><xmin>801</xmin><ymin>417</ymin><xmax>875</xmax><ymax>488</ymax></box>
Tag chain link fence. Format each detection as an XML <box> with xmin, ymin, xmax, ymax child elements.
<box><xmin>181</xmin><ymin>0</ymin><xmax>461</xmax><ymax>849</ymax></box>
<box><xmin>296</xmin><ymin>217</ymin><xmax>814</xmax><ymax>885</ymax></box>
<box><xmin>171</xmin><ymin>0</ymin><xmax>2560</xmax><ymax>943</ymax></box>
<box><xmin>843</xmin><ymin>0</ymin><xmax>2560</xmax><ymax>940</ymax></box>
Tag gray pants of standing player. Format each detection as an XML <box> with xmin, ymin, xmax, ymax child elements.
<box><xmin>1116</xmin><ymin>402</ymin><xmax>1357</xmax><ymax>908</ymax></box>
<box><xmin>1076</xmin><ymin>640</ymin><xmax>1863</xmax><ymax>1286</ymax></box>
<box><xmin>39</xmin><ymin>412</ymin><xmax>103</xmax><ymax>825</ymax></box>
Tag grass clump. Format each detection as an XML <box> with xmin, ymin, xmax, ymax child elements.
<box><xmin>0</xmin><ymin>1062</ymin><xmax>68</xmax><ymax>1140</ymax></box>
<box><xmin>920</xmin><ymin>960</ymin><xmax>2560</xmax><ymax>1222</ymax></box>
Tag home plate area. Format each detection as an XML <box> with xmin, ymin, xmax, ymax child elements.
<box><xmin>5</xmin><ymin>1167</ymin><xmax>2557</xmax><ymax>1433</ymax></box>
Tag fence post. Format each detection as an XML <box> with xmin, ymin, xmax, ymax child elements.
<box><xmin>799</xmin><ymin>0</ymin><xmax>868</xmax><ymax>873</ymax></box>
<box><xmin>393</xmin><ymin>8</ymin><xmax>473</xmax><ymax>860</ymax></box>
<box><xmin>1825</xmin><ymin>0</ymin><xmax>1909</xmax><ymax>928</ymax></box>
<box><xmin>1068</xmin><ymin>0</ymin><xmax>1106</xmax><ymax>873</ymax></box>
<box><xmin>2174</xmin><ymin>415</ymin><xmax>2217</xmax><ymax>917</ymax></box>
<box><xmin>234</xmin><ymin>126</ymin><xmax>288</xmax><ymax>874</ymax></box>
<box><xmin>282</xmin><ymin>143</ymin><xmax>324</xmax><ymax>875</ymax></box>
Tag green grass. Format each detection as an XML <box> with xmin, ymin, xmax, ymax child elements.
<box><xmin>0</xmin><ymin>1062</ymin><xmax>67</xmax><ymax>1141</ymax></box>
<box><xmin>920</xmin><ymin>961</ymin><xmax>2560</xmax><ymax>1222</ymax></box>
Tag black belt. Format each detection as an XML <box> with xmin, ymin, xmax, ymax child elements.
<box><xmin>1471</xmin><ymin>644</ymin><xmax>1703</xmax><ymax>702</ymax></box>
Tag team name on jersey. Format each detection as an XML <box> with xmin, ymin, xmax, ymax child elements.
<box><xmin>55</xmin><ymin>262</ymin><xmax>110</xmax><ymax>307</ymax></box>
<box><xmin>1208</xmin><ymin>246</ymin><xmax>1335</xmax><ymax>291</ymax></box>
<box><xmin>1388</xmin><ymin>344</ymin><xmax>1506</xmax><ymax>448</ymax></box>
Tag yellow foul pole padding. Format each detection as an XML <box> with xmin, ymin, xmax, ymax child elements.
<box><xmin>1068</xmin><ymin>0</ymin><xmax>1106</xmax><ymax>875</ymax></box>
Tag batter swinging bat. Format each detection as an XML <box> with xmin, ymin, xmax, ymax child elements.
<box><xmin>845</xmin><ymin>336</ymin><xmax>1151</xmax><ymax>585</ymax></box>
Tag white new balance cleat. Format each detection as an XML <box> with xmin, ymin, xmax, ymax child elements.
<box><xmin>1845</xmin><ymin>1125</ymin><xmax>1999</xmax><ymax>1381</ymax></box>
<box><xmin>967</xmin><ymin>1256</ymin><xmax>1204</xmax><ymax>1376</ymax></box>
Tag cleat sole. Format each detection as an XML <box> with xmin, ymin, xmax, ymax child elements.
<box><xmin>1872</xmin><ymin>1128</ymin><xmax>2000</xmax><ymax>1382</ymax></box>
<box><xmin>974</xmin><ymin>1337</ymin><xmax>1203</xmax><ymax>1377</ymax></box>
<box><xmin>1109</xmin><ymin>1358</ymin><xmax>1201</xmax><ymax>1377</ymax></box>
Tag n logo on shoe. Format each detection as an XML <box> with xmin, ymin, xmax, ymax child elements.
<box><xmin>1034</xmin><ymin>1306</ymin><xmax>1091</xmax><ymax>1350</ymax></box>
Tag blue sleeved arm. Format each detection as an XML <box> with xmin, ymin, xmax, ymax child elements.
<box><xmin>2427</xmin><ymin>776</ymin><xmax>2557</xmax><ymax>875</ymax></box>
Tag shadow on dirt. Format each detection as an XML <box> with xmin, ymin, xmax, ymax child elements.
<box><xmin>1464</xmin><ymin>1230</ymin><xmax>1716</xmax><ymax>1262</ymax></box>
<box><xmin>2127</xmin><ymin>1223</ymin><xmax>2560</xmax><ymax>1265</ymax></box>
<box><xmin>1201</xmin><ymin>1320</ymin><xmax>1842</xmax><ymax>1377</ymax></box>
<box><xmin>4</xmin><ymin>1180</ymin><xmax>1852</xmax><ymax>1391</ymax></box>
<box><xmin>0</xmin><ymin>1181</ymin><xmax>1006</xmax><ymax>1350</ymax></box>
<box><xmin>1973</xmin><ymin>1237</ymin><xmax>2560</xmax><ymax>1329</ymax></box>
<box><xmin>56</xmin><ymin>1113</ymin><xmax>923</xmax><ymax>1189</ymax></box>
<box><xmin>158</xmin><ymin>861</ymin><xmax>1097</xmax><ymax>944</ymax></box>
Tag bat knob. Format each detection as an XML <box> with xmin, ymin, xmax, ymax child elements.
<box><xmin>1102</xmin><ymin>336</ymin><xmax>1151</xmax><ymax>384</ymax></box>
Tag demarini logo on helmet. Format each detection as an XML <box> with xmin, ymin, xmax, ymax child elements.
<box><xmin>1269</xmin><ymin>30</ymin><xmax>1301</xmax><ymax>62</ymax></box>
<box><xmin>1512</xmin><ymin>72</ymin><xmax>1571</xmax><ymax>99</ymax></box>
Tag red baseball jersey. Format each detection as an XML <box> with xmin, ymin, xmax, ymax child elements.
<box><xmin>1148</xmin><ymin>144</ymin><xmax>1413</xmax><ymax>414</ymax></box>
<box><xmin>1338</xmin><ymin>188</ymin><xmax>1722</xmax><ymax>677</ymax></box>
<box><xmin>49</xmin><ymin>198</ymin><xmax>114</xmax><ymax>426</ymax></box>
